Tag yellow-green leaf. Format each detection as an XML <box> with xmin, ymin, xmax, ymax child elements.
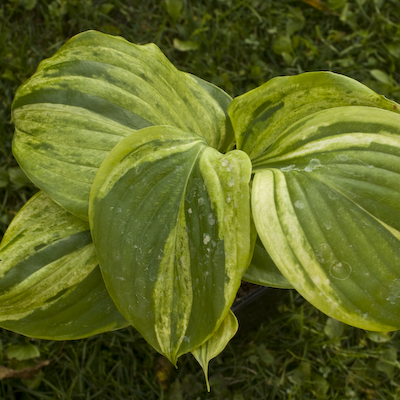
<box><xmin>89</xmin><ymin>125</ymin><xmax>252</xmax><ymax>364</ymax></box>
<box><xmin>12</xmin><ymin>30</ymin><xmax>233</xmax><ymax>220</ymax></box>
<box><xmin>0</xmin><ymin>191</ymin><xmax>128</xmax><ymax>339</ymax></box>
<box><xmin>191</xmin><ymin>310</ymin><xmax>238</xmax><ymax>391</ymax></box>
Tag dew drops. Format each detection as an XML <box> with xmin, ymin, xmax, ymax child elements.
<box><xmin>304</xmin><ymin>158</ymin><xmax>323</xmax><ymax>172</ymax></box>
<box><xmin>294</xmin><ymin>200</ymin><xmax>304</xmax><ymax>209</ymax></box>
<box><xmin>307</xmin><ymin>290</ymin><xmax>316</xmax><ymax>300</ymax></box>
<box><xmin>323</xmin><ymin>222</ymin><xmax>332</xmax><ymax>230</ymax></box>
<box><xmin>328</xmin><ymin>192</ymin><xmax>339</xmax><ymax>200</ymax></box>
<box><xmin>221</xmin><ymin>158</ymin><xmax>233</xmax><ymax>171</ymax></box>
<box><xmin>386</xmin><ymin>279</ymin><xmax>400</xmax><ymax>305</ymax></box>
<box><xmin>281</xmin><ymin>164</ymin><xmax>298</xmax><ymax>172</ymax></box>
<box><xmin>315</xmin><ymin>243</ymin><xmax>334</xmax><ymax>264</ymax></box>
<box><xmin>208</xmin><ymin>213</ymin><xmax>216</xmax><ymax>225</ymax></box>
<box><xmin>330</xmin><ymin>261</ymin><xmax>352</xmax><ymax>280</ymax></box>
<box><xmin>188</xmin><ymin>208</ymin><xmax>192</xmax><ymax>214</ymax></box>
<box><xmin>203</xmin><ymin>234</ymin><xmax>211</xmax><ymax>245</ymax></box>
<box><xmin>198</xmin><ymin>198</ymin><xmax>205</xmax><ymax>206</ymax></box>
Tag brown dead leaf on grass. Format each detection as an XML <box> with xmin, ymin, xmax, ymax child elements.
<box><xmin>301</xmin><ymin>0</ymin><xmax>330</xmax><ymax>12</ymax></box>
<box><xmin>0</xmin><ymin>359</ymin><xmax>51</xmax><ymax>380</ymax></box>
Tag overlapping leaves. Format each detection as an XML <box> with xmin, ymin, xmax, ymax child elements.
<box><xmin>12</xmin><ymin>30</ymin><xmax>234</xmax><ymax>220</ymax></box>
<box><xmin>89</xmin><ymin>125</ymin><xmax>252</xmax><ymax>363</ymax></box>
<box><xmin>231</xmin><ymin>73</ymin><xmax>400</xmax><ymax>331</ymax></box>
<box><xmin>3</xmin><ymin>30</ymin><xmax>400</xmax><ymax>383</ymax></box>
<box><xmin>3</xmin><ymin>31</ymin><xmax>250</xmax><ymax>368</ymax></box>
<box><xmin>0</xmin><ymin>191</ymin><xmax>128</xmax><ymax>339</ymax></box>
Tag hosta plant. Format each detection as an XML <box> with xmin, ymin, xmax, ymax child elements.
<box><xmin>2</xmin><ymin>30</ymin><xmax>400</xmax><ymax>389</ymax></box>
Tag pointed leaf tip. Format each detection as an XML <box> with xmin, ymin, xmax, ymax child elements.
<box><xmin>191</xmin><ymin>310</ymin><xmax>238</xmax><ymax>391</ymax></box>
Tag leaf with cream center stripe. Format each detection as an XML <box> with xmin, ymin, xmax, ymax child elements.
<box><xmin>228</xmin><ymin>71</ymin><xmax>400</xmax><ymax>160</ymax></box>
<box><xmin>0</xmin><ymin>191</ymin><xmax>128</xmax><ymax>339</ymax></box>
<box><xmin>250</xmin><ymin>106</ymin><xmax>400</xmax><ymax>331</ymax></box>
<box><xmin>89</xmin><ymin>125</ymin><xmax>252</xmax><ymax>364</ymax></box>
<box><xmin>12</xmin><ymin>30</ymin><xmax>234</xmax><ymax>220</ymax></box>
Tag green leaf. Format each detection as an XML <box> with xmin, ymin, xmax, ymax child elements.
<box><xmin>89</xmin><ymin>125</ymin><xmax>252</xmax><ymax>364</ymax></box>
<box><xmin>173</xmin><ymin>39</ymin><xmax>199</xmax><ymax>52</ymax></box>
<box><xmin>12</xmin><ymin>30</ymin><xmax>233</xmax><ymax>220</ymax></box>
<box><xmin>272</xmin><ymin>36</ymin><xmax>293</xmax><ymax>56</ymax></box>
<box><xmin>185</xmin><ymin>73</ymin><xmax>235</xmax><ymax>153</ymax></box>
<box><xmin>8</xmin><ymin>166</ymin><xmax>31</xmax><ymax>189</ymax></box>
<box><xmin>376</xmin><ymin>347</ymin><xmax>397</xmax><ymax>379</ymax></box>
<box><xmin>286</xmin><ymin>7</ymin><xmax>305</xmax><ymax>37</ymax></box>
<box><xmin>328</xmin><ymin>0</ymin><xmax>347</xmax><ymax>10</ymax></box>
<box><xmin>99</xmin><ymin>3</ymin><xmax>114</xmax><ymax>14</ymax></box>
<box><xmin>165</xmin><ymin>0</ymin><xmax>183</xmax><ymax>22</ymax></box>
<box><xmin>370</xmin><ymin>69</ymin><xmax>392</xmax><ymax>85</ymax></box>
<box><xmin>20</xmin><ymin>0</ymin><xmax>37</xmax><ymax>11</ymax></box>
<box><xmin>6</xmin><ymin>343</ymin><xmax>40</xmax><ymax>361</ymax></box>
<box><xmin>0</xmin><ymin>191</ymin><xmax>128</xmax><ymax>339</ymax></box>
<box><xmin>386</xmin><ymin>43</ymin><xmax>400</xmax><ymax>59</ymax></box>
<box><xmin>324</xmin><ymin>318</ymin><xmax>344</xmax><ymax>339</ymax></box>
<box><xmin>310</xmin><ymin>372</ymin><xmax>330</xmax><ymax>398</ymax></box>
<box><xmin>0</xmin><ymin>170</ymin><xmax>9</xmax><ymax>188</ymax></box>
<box><xmin>250</xmin><ymin>106</ymin><xmax>400</xmax><ymax>331</ymax></box>
<box><xmin>191</xmin><ymin>310</ymin><xmax>238</xmax><ymax>392</ymax></box>
<box><xmin>243</xmin><ymin>235</ymin><xmax>293</xmax><ymax>289</ymax></box>
<box><xmin>288</xmin><ymin>361</ymin><xmax>310</xmax><ymax>385</ymax></box>
<box><xmin>366</xmin><ymin>331</ymin><xmax>392</xmax><ymax>343</ymax></box>
<box><xmin>229</xmin><ymin>71</ymin><xmax>400</xmax><ymax>160</ymax></box>
<box><xmin>257</xmin><ymin>344</ymin><xmax>274</xmax><ymax>365</ymax></box>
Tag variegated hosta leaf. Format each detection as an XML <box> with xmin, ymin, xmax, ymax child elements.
<box><xmin>243</xmin><ymin>236</ymin><xmax>293</xmax><ymax>289</ymax></box>
<box><xmin>251</xmin><ymin>106</ymin><xmax>400</xmax><ymax>331</ymax></box>
<box><xmin>12</xmin><ymin>30</ymin><xmax>234</xmax><ymax>220</ymax></box>
<box><xmin>89</xmin><ymin>126</ymin><xmax>252</xmax><ymax>364</ymax></box>
<box><xmin>191</xmin><ymin>310</ymin><xmax>238</xmax><ymax>392</ymax></box>
<box><xmin>228</xmin><ymin>71</ymin><xmax>400</xmax><ymax>159</ymax></box>
<box><xmin>0</xmin><ymin>191</ymin><xmax>128</xmax><ymax>339</ymax></box>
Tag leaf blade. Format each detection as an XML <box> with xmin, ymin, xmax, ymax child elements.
<box><xmin>191</xmin><ymin>310</ymin><xmax>238</xmax><ymax>391</ymax></box>
<box><xmin>252</xmin><ymin>106</ymin><xmax>400</xmax><ymax>331</ymax></box>
<box><xmin>243</xmin><ymin>236</ymin><xmax>293</xmax><ymax>289</ymax></box>
<box><xmin>12</xmin><ymin>30</ymin><xmax>233</xmax><ymax>219</ymax></box>
<box><xmin>89</xmin><ymin>126</ymin><xmax>252</xmax><ymax>363</ymax></box>
<box><xmin>0</xmin><ymin>191</ymin><xmax>128</xmax><ymax>339</ymax></box>
<box><xmin>229</xmin><ymin>71</ymin><xmax>400</xmax><ymax>160</ymax></box>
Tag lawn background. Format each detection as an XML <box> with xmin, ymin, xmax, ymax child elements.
<box><xmin>1</xmin><ymin>0</ymin><xmax>400</xmax><ymax>398</ymax></box>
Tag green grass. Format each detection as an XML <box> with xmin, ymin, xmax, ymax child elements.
<box><xmin>1</xmin><ymin>292</ymin><xmax>400</xmax><ymax>399</ymax></box>
<box><xmin>1</xmin><ymin>0</ymin><xmax>400</xmax><ymax>398</ymax></box>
